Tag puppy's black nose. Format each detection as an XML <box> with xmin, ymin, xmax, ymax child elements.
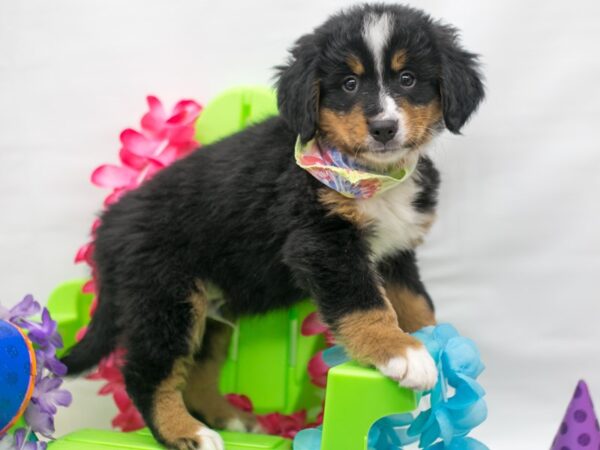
<box><xmin>368</xmin><ymin>119</ymin><xmax>398</xmax><ymax>144</ymax></box>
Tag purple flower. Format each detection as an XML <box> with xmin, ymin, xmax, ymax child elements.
<box><xmin>0</xmin><ymin>428</ymin><xmax>47</xmax><ymax>450</ymax></box>
<box><xmin>0</xmin><ymin>295</ymin><xmax>41</xmax><ymax>322</ymax></box>
<box><xmin>22</xmin><ymin>309</ymin><xmax>63</xmax><ymax>350</ymax></box>
<box><xmin>14</xmin><ymin>429</ymin><xmax>47</xmax><ymax>450</ymax></box>
<box><xmin>2</xmin><ymin>296</ymin><xmax>72</xmax><ymax>443</ymax></box>
<box><xmin>31</xmin><ymin>376</ymin><xmax>72</xmax><ymax>415</ymax></box>
<box><xmin>35</xmin><ymin>347</ymin><xmax>67</xmax><ymax>378</ymax></box>
<box><xmin>24</xmin><ymin>401</ymin><xmax>55</xmax><ymax>438</ymax></box>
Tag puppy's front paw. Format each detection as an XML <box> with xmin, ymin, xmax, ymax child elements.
<box><xmin>376</xmin><ymin>344</ymin><xmax>438</xmax><ymax>391</ymax></box>
<box><xmin>195</xmin><ymin>427</ymin><xmax>224</xmax><ymax>450</ymax></box>
<box><xmin>165</xmin><ymin>427</ymin><xmax>224</xmax><ymax>450</ymax></box>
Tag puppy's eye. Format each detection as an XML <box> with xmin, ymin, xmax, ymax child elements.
<box><xmin>342</xmin><ymin>76</ymin><xmax>358</xmax><ymax>92</ymax></box>
<box><xmin>399</xmin><ymin>71</ymin><xmax>416</xmax><ymax>88</ymax></box>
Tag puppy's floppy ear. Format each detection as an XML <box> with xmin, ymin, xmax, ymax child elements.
<box><xmin>434</xmin><ymin>24</ymin><xmax>485</xmax><ymax>134</ymax></box>
<box><xmin>276</xmin><ymin>33</ymin><xmax>320</xmax><ymax>143</ymax></box>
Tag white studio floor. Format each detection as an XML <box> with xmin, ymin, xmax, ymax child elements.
<box><xmin>2</xmin><ymin>0</ymin><xmax>600</xmax><ymax>448</ymax></box>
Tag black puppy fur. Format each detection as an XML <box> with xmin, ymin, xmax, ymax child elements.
<box><xmin>62</xmin><ymin>4</ymin><xmax>483</xmax><ymax>450</ymax></box>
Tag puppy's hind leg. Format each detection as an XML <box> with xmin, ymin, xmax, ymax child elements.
<box><xmin>122</xmin><ymin>285</ymin><xmax>224</xmax><ymax>450</ymax></box>
<box><xmin>184</xmin><ymin>319</ymin><xmax>261</xmax><ymax>433</ymax></box>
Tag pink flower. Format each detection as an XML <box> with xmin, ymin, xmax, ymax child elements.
<box><xmin>91</xmin><ymin>96</ymin><xmax>202</xmax><ymax>203</ymax></box>
<box><xmin>305</xmin><ymin>409</ymin><xmax>324</xmax><ymax>429</ymax></box>
<box><xmin>225</xmin><ymin>394</ymin><xmax>253</xmax><ymax>413</ymax></box>
<box><xmin>225</xmin><ymin>394</ymin><xmax>314</xmax><ymax>439</ymax></box>
<box><xmin>82</xmin><ymin>279</ymin><xmax>95</xmax><ymax>294</ymax></box>
<box><xmin>301</xmin><ymin>312</ymin><xmax>328</xmax><ymax>336</ymax></box>
<box><xmin>118</xmin><ymin>130</ymin><xmax>176</xmax><ymax>170</ymax></box>
<box><xmin>75</xmin><ymin>326</ymin><xmax>87</xmax><ymax>342</ymax></box>
<box><xmin>307</xmin><ymin>351</ymin><xmax>329</xmax><ymax>388</ymax></box>
<box><xmin>141</xmin><ymin>96</ymin><xmax>200</xmax><ymax>136</ymax></box>
<box><xmin>117</xmin><ymin>96</ymin><xmax>201</xmax><ymax>172</ymax></box>
<box><xmin>86</xmin><ymin>350</ymin><xmax>126</xmax><ymax>388</ymax></box>
<box><xmin>112</xmin><ymin>389</ymin><xmax>144</xmax><ymax>431</ymax></box>
<box><xmin>257</xmin><ymin>411</ymin><xmax>307</xmax><ymax>439</ymax></box>
<box><xmin>323</xmin><ymin>329</ymin><xmax>335</xmax><ymax>346</ymax></box>
<box><xmin>74</xmin><ymin>242</ymin><xmax>94</xmax><ymax>265</ymax></box>
<box><xmin>301</xmin><ymin>312</ymin><xmax>336</xmax><ymax>382</ymax></box>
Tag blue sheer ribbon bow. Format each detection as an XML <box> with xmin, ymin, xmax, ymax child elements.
<box><xmin>296</xmin><ymin>324</ymin><xmax>489</xmax><ymax>450</ymax></box>
<box><xmin>397</xmin><ymin>324</ymin><xmax>489</xmax><ymax>449</ymax></box>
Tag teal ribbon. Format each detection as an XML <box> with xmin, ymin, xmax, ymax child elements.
<box><xmin>294</xmin><ymin>324</ymin><xmax>489</xmax><ymax>450</ymax></box>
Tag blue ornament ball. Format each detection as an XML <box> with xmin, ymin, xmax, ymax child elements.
<box><xmin>0</xmin><ymin>319</ymin><xmax>36</xmax><ymax>433</ymax></box>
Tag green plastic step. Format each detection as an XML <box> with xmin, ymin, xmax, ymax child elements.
<box><xmin>48</xmin><ymin>429</ymin><xmax>291</xmax><ymax>450</ymax></box>
<box><xmin>320</xmin><ymin>362</ymin><xmax>418</xmax><ymax>450</ymax></box>
<box><xmin>46</xmin><ymin>279</ymin><xmax>94</xmax><ymax>357</ymax></box>
<box><xmin>219</xmin><ymin>300</ymin><xmax>325</xmax><ymax>415</ymax></box>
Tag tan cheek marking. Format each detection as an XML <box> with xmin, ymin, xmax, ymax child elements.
<box><xmin>391</xmin><ymin>49</ymin><xmax>407</xmax><ymax>72</ymax></box>
<box><xmin>318</xmin><ymin>189</ymin><xmax>372</xmax><ymax>228</ymax></box>
<box><xmin>384</xmin><ymin>284</ymin><xmax>436</xmax><ymax>333</ymax></box>
<box><xmin>319</xmin><ymin>106</ymin><xmax>369</xmax><ymax>154</ymax></box>
<box><xmin>399</xmin><ymin>99</ymin><xmax>442</xmax><ymax>147</ymax></box>
<box><xmin>335</xmin><ymin>299</ymin><xmax>423</xmax><ymax>367</ymax></box>
<box><xmin>347</xmin><ymin>55</ymin><xmax>365</xmax><ymax>76</ymax></box>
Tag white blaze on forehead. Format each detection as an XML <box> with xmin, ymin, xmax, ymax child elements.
<box><xmin>362</xmin><ymin>12</ymin><xmax>393</xmax><ymax>79</ymax></box>
<box><xmin>363</xmin><ymin>13</ymin><xmax>400</xmax><ymax>124</ymax></box>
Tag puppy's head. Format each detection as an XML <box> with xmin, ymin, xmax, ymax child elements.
<box><xmin>277</xmin><ymin>4</ymin><xmax>484</xmax><ymax>168</ymax></box>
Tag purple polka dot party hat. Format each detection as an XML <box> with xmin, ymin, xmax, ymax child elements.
<box><xmin>551</xmin><ymin>380</ymin><xmax>600</xmax><ymax>450</ymax></box>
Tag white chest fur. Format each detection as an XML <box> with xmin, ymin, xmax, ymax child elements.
<box><xmin>357</xmin><ymin>176</ymin><xmax>434</xmax><ymax>261</ymax></box>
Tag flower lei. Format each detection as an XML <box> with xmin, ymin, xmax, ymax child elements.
<box><xmin>0</xmin><ymin>295</ymin><xmax>72</xmax><ymax>450</ymax></box>
<box><xmin>294</xmin><ymin>324</ymin><xmax>489</xmax><ymax>450</ymax></box>
<box><xmin>74</xmin><ymin>96</ymin><xmax>202</xmax><ymax>431</ymax></box>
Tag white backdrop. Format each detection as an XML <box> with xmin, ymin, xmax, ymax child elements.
<box><xmin>1</xmin><ymin>1</ymin><xmax>599</xmax><ymax>448</ymax></box>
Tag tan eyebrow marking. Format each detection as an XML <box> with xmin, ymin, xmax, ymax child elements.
<box><xmin>391</xmin><ymin>49</ymin><xmax>407</xmax><ymax>72</ymax></box>
<box><xmin>346</xmin><ymin>55</ymin><xmax>365</xmax><ymax>76</ymax></box>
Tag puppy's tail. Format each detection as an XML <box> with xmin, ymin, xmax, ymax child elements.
<box><xmin>61</xmin><ymin>296</ymin><xmax>118</xmax><ymax>376</ymax></box>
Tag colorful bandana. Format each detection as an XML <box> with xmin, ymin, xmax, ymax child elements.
<box><xmin>294</xmin><ymin>137</ymin><xmax>417</xmax><ymax>199</ymax></box>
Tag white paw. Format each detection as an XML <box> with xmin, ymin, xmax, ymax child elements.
<box><xmin>225</xmin><ymin>417</ymin><xmax>247</xmax><ymax>432</ymax></box>
<box><xmin>377</xmin><ymin>346</ymin><xmax>438</xmax><ymax>392</ymax></box>
<box><xmin>197</xmin><ymin>427</ymin><xmax>224</xmax><ymax>450</ymax></box>
<box><xmin>401</xmin><ymin>347</ymin><xmax>438</xmax><ymax>391</ymax></box>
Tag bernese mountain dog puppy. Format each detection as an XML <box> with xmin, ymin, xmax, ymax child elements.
<box><xmin>63</xmin><ymin>4</ymin><xmax>484</xmax><ymax>450</ymax></box>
